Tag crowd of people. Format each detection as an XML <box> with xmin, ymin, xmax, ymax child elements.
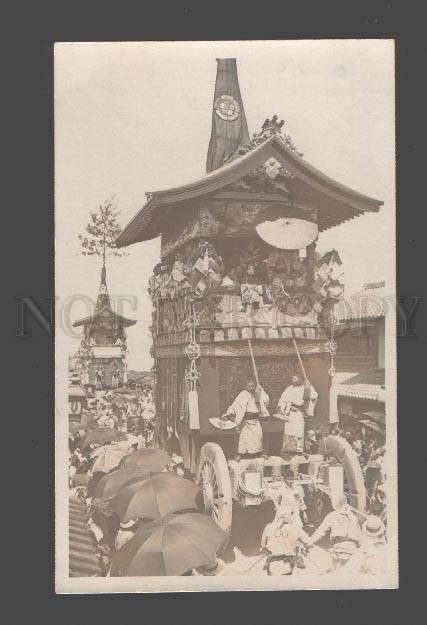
<box><xmin>330</xmin><ymin>423</ymin><xmax>387</xmax><ymax>520</ymax></box>
<box><xmin>68</xmin><ymin>377</ymin><xmax>388</xmax><ymax>578</ymax></box>
<box><xmin>69</xmin><ymin>386</ymin><xmax>156</xmax><ymax>484</ymax></box>
<box><xmin>259</xmin><ymin>464</ymin><xmax>389</xmax><ymax>577</ymax></box>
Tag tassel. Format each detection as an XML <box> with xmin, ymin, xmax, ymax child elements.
<box><xmin>203</xmin><ymin>250</ymin><xmax>210</xmax><ymax>272</ymax></box>
<box><xmin>188</xmin><ymin>389</ymin><xmax>200</xmax><ymax>430</ymax></box>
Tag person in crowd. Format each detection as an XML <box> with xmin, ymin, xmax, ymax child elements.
<box><xmin>306</xmin><ymin>495</ymin><xmax>362</xmax><ymax>568</ymax></box>
<box><xmin>304</xmin><ymin>429</ymin><xmax>317</xmax><ymax>454</ymax></box>
<box><xmin>343</xmin><ymin>515</ymin><xmax>388</xmax><ymax>575</ymax></box>
<box><xmin>273</xmin><ymin>468</ymin><xmax>308</xmax><ymax>527</ymax></box>
<box><xmin>103</xmin><ymin>410</ymin><xmax>118</xmax><ymax>430</ymax></box>
<box><xmin>73</xmin><ymin>446</ymin><xmax>89</xmax><ymax>473</ymax></box>
<box><xmin>127</xmin><ymin>427</ymin><xmax>140</xmax><ymax>451</ymax></box>
<box><xmin>168</xmin><ymin>453</ymin><xmax>185</xmax><ymax>476</ymax></box>
<box><xmin>97</xmin><ymin>543</ymin><xmax>112</xmax><ymax>577</ymax></box>
<box><xmin>220</xmin><ymin>378</ymin><xmax>269</xmax><ymax>461</ymax></box>
<box><xmin>277</xmin><ymin>375</ymin><xmax>318</xmax><ymax>457</ymax></box>
<box><xmin>87</xmin><ymin>513</ymin><xmax>105</xmax><ymax>544</ymax></box>
<box><xmin>352</xmin><ymin>436</ymin><xmax>364</xmax><ymax>460</ymax></box>
<box><xmin>261</xmin><ymin>508</ymin><xmax>310</xmax><ymax>575</ymax></box>
<box><xmin>95</xmin><ymin>366</ymin><xmax>105</xmax><ymax>390</ymax></box>
<box><xmin>89</xmin><ymin>505</ymin><xmax>120</xmax><ymax>552</ymax></box>
<box><xmin>135</xmin><ymin>429</ymin><xmax>146</xmax><ymax>450</ymax></box>
<box><xmin>344</xmin><ymin>430</ymin><xmax>354</xmax><ymax>445</ymax></box>
<box><xmin>69</xmin><ymin>452</ymin><xmax>78</xmax><ymax>484</ymax></box>
<box><xmin>115</xmin><ymin>518</ymin><xmax>138</xmax><ymax>551</ymax></box>
<box><xmin>365</xmin><ymin>440</ymin><xmax>385</xmax><ymax>497</ymax></box>
<box><xmin>145</xmin><ymin>419</ymin><xmax>155</xmax><ymax>447</ymax></box>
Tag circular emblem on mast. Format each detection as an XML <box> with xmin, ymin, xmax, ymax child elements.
<box><xmin>214</xmin><ymin>95</ymin><xmax>240</xmax><ymax>121</ymax></box>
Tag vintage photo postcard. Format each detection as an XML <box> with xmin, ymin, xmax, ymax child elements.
<box><xmin>55</xmin><ymin>40</ymin><xmax>397</xmax><ymax>592</ymax></box>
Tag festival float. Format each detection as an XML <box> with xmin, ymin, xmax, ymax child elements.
<box><xmin>116</xmin><ymin>59</ymin><xmax>383</xmax><ymax>535</ymax></box>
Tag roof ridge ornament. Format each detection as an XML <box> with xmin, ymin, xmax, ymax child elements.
<box><xmin>224</xmin><ymin>115</ymin><xmax>303</xmax><ymax>166</ymax></box>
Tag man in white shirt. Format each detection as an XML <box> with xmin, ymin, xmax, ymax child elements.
<box><xmin>307</xmin><ymin>495</ymin><xmax>361</xmax><ymax>567</ymax></box>
<box><xmin>261</xmin><ymin>508</ymin><xmax>309</xmax><ymax>575</ymax></box>
<box><xmin>277</xmin><ymin>375</ymin><xmax>318</xmax><ymax>455</ymax></box>
<box><xmin>343</xmin><ymin>515</ymin><xmax>389</xmax><ymax>575</ymax></box>
<box><xmin>273</xmin><ymin>468</ymin><xmax>308</xmax><ymax>527</ymax></box>
<box><xmin>221</xmin><ymin>379</ymin><xmax>269</xmax><ymax>460</ymax></box>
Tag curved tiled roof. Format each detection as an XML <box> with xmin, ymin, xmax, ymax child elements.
<box><xmin>334</xmin><ymin>281</ymin><xmax>387</xmax><ymax>323</ymax></box>
<box><xmin>117</xmin><ymin>135</ymin><xmax>382</xmax><ymax>247</ymax></box>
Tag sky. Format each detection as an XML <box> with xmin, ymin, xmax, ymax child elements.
<box><xmin>55</xmin><ymin>40</ymin><xmax>395</xmax><ymax>371</ymax></box>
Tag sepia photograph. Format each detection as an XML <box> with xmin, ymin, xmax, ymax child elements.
<box><xmin>54</xmin><ymin>39</ymin><xmax>396</xmax><ymax>592</ymax></box>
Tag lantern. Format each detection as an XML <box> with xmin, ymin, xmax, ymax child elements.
<box><xmin>255</xmin><ymin>204</ymin><xmax>318</xmax><ymax>250</ymax></box>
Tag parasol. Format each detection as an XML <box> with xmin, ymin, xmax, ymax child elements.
<box><xmin>112</xmin><ymin>512</ymin><xmax>227</xmax><ymax>576</ymax></box>
<box><xmin>109</xmin><ymin>471</ymin><xmax>200</xmax><ymax>523</ymax></box>
<box><xmin>111</xmin><ymin>395</ymin><xmax>129</xmax><ymax>406</ymax></box>
<box><xmin>119</xmin><ymin>448</ymin><xmax>171</xmax><ymax>472</ymax></box>
<box><xmin>91</xmin><ymin>466</ymin><xmax>153</xmax><ymax>502</ymax></box>
<box><xmin>91</xmin><ymin>446</ymin><xmax>128</xmax><ymax>474</ymax></box>
<box><xmin>70</xmin><ymin>472</ymin><xmax>91</xmax><ymax>487</ymax></box>
<box><xmin>87</xmin><ymin>471</ymin><xmax>107</xmax><ymax>497</ymax></box>
<box><xmin>69</xmin><ymin>411</ymin><xmax>97</xmax><ymax>434</ymax></box>
<box><xmin>82</xmin><ymin>428</ymin><xmax>127</xmax><ymax>449</ymax></box>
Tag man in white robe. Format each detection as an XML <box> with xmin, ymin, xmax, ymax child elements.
<box><xmin>277</xmin><ymin>375</ymin><xmax>318</xmax><ymax>455</ymax></box>
<box><xmin>221</xmin><ymin>379</ymin><xmax>269</xmax><ymax>459</ymax></box>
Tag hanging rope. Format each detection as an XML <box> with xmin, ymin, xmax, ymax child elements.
<box><xmin>291</xmin><ymin>331</ymin><xmax>308</xmax><ymax>383</ymax></box>
<box><xmin>247</xmin><ymin>339</ymin><xmax>260</xmax><ymax>386</ymax></box>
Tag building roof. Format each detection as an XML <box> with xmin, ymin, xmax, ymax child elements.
<box><xmin>333</xmin><ymin>368</ymin><xmax>385</xmax><ymax>401</ymax></box>
<box><xmin>334</xmin><ymin>281</ymin><xmax>387</xmax><ymax>323</ymax></box>
<box><xmin>69</xmin><ymin>496</ymin><xmax>100</xmax><ymax>577</ymax></box>
<box><xmin>73</xmin><ymin>306</ymin><xmax>136</xmax><ymax>328</ymax></box>
<box><xmin>345</xmin><ymin>368</ymin><xmax>385</xmax><ymax>386</ymax></box>
<box><xmin>116</xmin><ymin>134</ymin><xmax>383</xmax><ymax>248</ymax></box>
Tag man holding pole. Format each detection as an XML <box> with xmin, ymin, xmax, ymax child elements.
<box><xmin>220</xmin><ymin>378</ymin><xmax>269</xmax><ymax>460</ymax></box>
<box><xmin>277</xmin><ymin>374</ymin><xmax>318</xmax><ymax>456</ymax></box>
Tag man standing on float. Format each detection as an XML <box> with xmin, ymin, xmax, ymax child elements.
<box><xmin>221</xmin><ymin>379</ymin><xmax>269</xmax><ymax>460</ymax></box>
<box><xmin>278</xmin><ymin>374</ymin><xmax>318</xmax><ymax>456</ymax></box>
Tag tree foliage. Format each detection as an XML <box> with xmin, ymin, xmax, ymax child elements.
<box><xmin>79</xmin><ymin>200</ymin><xmax>127</xmax><ymax>259</ymax></box>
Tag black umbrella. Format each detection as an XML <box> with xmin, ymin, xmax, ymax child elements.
<box><xmin>112</xmin><ymin>512</ymin><xmax>227</xmax><ymax>576</ymax></box>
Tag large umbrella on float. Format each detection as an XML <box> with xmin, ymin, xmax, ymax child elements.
<box><xmin>82</xmin><ymin>428</ymin><xmax>127</xmax><ymax>449</ymax></box>
<box><xmin>91</xmin><ymin>466</ymin><xmax>153</xmax><ymax>502</ymax></box>
<box><xmin>119</xmin><ymin>448</ymin><xmax>171</xmax><ymax>472</ymax></box>
<box><xmin>109</xmin><ymin>471</ymin><xmax>200</xmax><ymax>523</ymax></box>
<box><xmin>112</xmin><ymin>512</ymin><xmax>227</xmax><ymax>576</ymax></box>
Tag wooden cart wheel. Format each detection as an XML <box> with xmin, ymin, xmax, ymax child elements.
<box><xmin>197</xmin><ymin>442</ymin><xmax>232</xmax><ymax>536</ymax></box>
<box><xmin>318</xmin><ymin>435</ymin><xmax>367</xmax><ymax>512</ymax></box>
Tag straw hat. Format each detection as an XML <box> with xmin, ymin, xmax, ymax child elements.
<box><xmin>120</xmin><ymin>519</ymin><xmax>137</xmax><ymax>529</ymax></box>
<box><xmin>196</xmin><ymin>559</ymin><xmax>225</xmax><ymax>576</ymax></box>
<box><xmin>362</xmin><ymin>515</ymin><xmax>386</xmax><ymax>538</ymax></box>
